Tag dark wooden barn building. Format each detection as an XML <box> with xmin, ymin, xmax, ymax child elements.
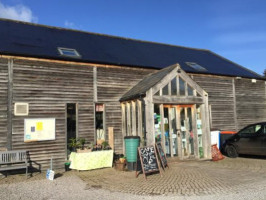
<box><xmin>0</xmin><ymin>19</ymin><xmax>265</xmax><ymax>169</ymax></box>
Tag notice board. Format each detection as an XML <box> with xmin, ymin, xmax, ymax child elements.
<box><xmin>24</xmin><ymin>118</ymin><xmax>56</xmax><ymax>142</ymax></box>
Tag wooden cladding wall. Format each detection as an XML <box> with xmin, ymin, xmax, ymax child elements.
<box><xmin>97</xmin><ymin>67</ymin><xmax>153</xmax><ymax>153</ymax></box>
<box><xmin>0</xmin><ymin>58</ymin><xmax>8</xmax><ymax>149</ymax></box>
<box><xmin>11</xmin><ymin>59</ymin><xmax>94</xmax><ymax>169</ymax></box>
<box><xmin>192</xmin><ymin>75</ymin><xmax>236</xmax><ymax>131</ymax></box>
<box><xmin>235</xmin><ymin>79</ymin><xmax>266</xmax><ymax>130</ymax></box>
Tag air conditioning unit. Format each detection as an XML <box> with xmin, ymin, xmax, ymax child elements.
<box><xmin>14</xmin><ymin>103</ymin><xmax>29</xmax><ymax>116</ymax></box>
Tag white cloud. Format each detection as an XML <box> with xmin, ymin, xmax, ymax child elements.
<box><xmin>0</xmin><ymin>1</ymin><xmax>37</xmax><ymax>23</ymax></box>
<box><xmin>64</xmin><ymin>20</ymin><xmax>76</xmax><ymax>29</ymax></box>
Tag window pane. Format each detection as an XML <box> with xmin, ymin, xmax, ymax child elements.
<box><xmin>154</xmin><ymin>90</ymin><xmax>160</xmax><ymax>96</ymax></box>
<box><xmin>188</xmin><ymin>85</ymin><xmax>194</xmax><ymax>96</ymax></box>
<box><xmin>162</xmin><ymin>84</ymin><xmax>169</xmax><ymax>95</ymax></box>
<box><xmin>95</xmin><ymin>104</ymin><xmax>105</xmax><ymax>140</ymax></box>
<box><xmin>171</xmin><ymin>78</ymin><xmax>177</xmax><ymax>95</ymax></box>
<box><xmin>179</xmin><ymin>78</ymin><xmax>185</xmax><ymax>96</ymax></box>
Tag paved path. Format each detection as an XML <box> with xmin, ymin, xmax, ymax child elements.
<box><xmin>0</xmin><ymin>157</ymin><xmax>265</xmax><ymax>199</ymax></box>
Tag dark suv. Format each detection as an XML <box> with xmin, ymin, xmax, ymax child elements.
<box><xmin>223</xmin><ymin>122</ymin><xmax>266</xmax><ymax>158</ymax></box>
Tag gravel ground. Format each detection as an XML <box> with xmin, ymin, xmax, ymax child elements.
<box><xmin>0</xmin><ymin>173</ymin><xmax>265</xmax><ymax>200</ymax></box>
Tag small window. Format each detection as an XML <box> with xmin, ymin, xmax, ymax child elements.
<box><xmin>179</xmin><ymin>78</ymin><xmax>185</xmax><ymax>96</ymax></box>
<box><xmin>171</xmin><ymin>77</ymin><xmax>177</xmax><ymax>95</ymax></box>
<box><xmin>154</xmin><ymin>90</ymin><xmax>160</xmax><ymax>96</ymax></box>
<box><xmin>58</xmin><ymin>47</ymin><xmax>80</xmax><ymax>57</ymax></box>
<box><xmin>162</xmin><ymin>84</ymin><xmax>169</xmax><ymax>95</ymax></box>
<box><xmin>186</xmin><ymin>62</ymin><xmax>207</xmax><ymax>72</ymax></box>
<box><xmin>188</xmin><ymin>85</ymin><xmax>194</xmax><ymax>96</ymax></box>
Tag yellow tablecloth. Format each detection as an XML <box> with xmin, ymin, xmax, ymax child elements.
<box><xmin>69</xmin><ymin>150</ymin><xmax>113</xmax><ymax>171</ymax></box>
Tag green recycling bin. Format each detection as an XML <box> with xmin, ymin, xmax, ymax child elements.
<box><xmin>124</xmin><ymin>136</ymin><xmax>140</xmax><ymax>162</ymax></box>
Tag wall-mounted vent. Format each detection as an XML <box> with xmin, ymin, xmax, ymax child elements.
<box><xmin>14</xmin><ymin>103</ymin><xmax>29</xmax><ymax>116</ymax></box>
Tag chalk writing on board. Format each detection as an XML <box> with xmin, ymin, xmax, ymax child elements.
<box><xmin>139</xmin><ymin>146</ymin><xmax>159</xmax><ymax>172</ymax></box>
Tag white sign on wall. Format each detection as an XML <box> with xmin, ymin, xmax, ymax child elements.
<box><xmin>24</xmin><ymin>118</ymin><xmax>56</xmax><ymax>142</ymax></box>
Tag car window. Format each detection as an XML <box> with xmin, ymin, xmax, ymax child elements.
<box><xmin>239</xmin><ymin>124</ymin><xmax>262</xmax><ymax>136</ymax></box>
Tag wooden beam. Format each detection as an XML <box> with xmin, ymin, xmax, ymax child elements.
<box><xmin>168</xmin><ymin>107</ymin><xmax>173</xmax><ymax>157</ymax></box>
<box><xmin>137</xmin><ymin>100</ymin><xmax>143</xmax><ymax>140</ymax></box>
<box><xmin>201</xmin><ymin>92</ymin><xmax>211</xmax><ymax>159</ymax></box>
<box><xmin>121</xmin><ymin>103</ymin><xmax>126</xmax><ymax>154</ymax></box>
<box><xmin>153</xmin><ymin>96</ymin><xmax>204</xmax><ymax>104</ymax></box>
<box><xmin>176</xmin><ymin>106</ymin><xmax>182</xmax><ymax>159</ymax></box>
<box><xmin>232</xmin><ymin>79</ymin><xmax>238</xmax><ymax>132</ymax></box>
<box><xmin>144</xmin><ymin>90</ymin><xmax>155</xmax><ymax>146</ymax></box>
<box><xmin>7</xmin><ymin>58</ymin><xmax>13</xmax><ymax>150</ymax></box>
<box><xmin>126</xmin><ymin>102</ymin><xmax>131</xmax><ymax>136</ymax></box>
<box><xmin>131</xmin><ymin>101</ymin><xmax>136</xmax><ymax>136</ymax></box>
<box><xmin>93</xmin><ymin>67</ymin><xmax>97</xmax><ymax>102</ymax></box>
<box><xmin>159</xmin><ymin>104</ymin><xmax>165</xmax><ymax>153</ymax></box>
<box><xmin>192</xmin><ymin>105</ymin><xmax>199</xmax><ymax>159</ymax></box>
<box><xmin>108</xmin><ymin>127</ymin><xmax>114</xmax><ymax>151</ymax></box>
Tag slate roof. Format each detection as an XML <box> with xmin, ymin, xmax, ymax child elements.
<box><xmin>0</xmin><ymin>19</ymin><xmax>262</xmax><ymax>79</ymax></box>
<box><xmin>120</xmin><ymin>64</ymin><xmax>178</xmax><ymax>101</ymax></box>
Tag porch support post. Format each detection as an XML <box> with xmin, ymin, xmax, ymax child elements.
<box><xmin>176</xmin><ymin>106</ymin><xmax>183</xmax><ymax>159</ymax></box>
<box><xmin>192</xmin><ymin>104</ymin><xmax>199</xmax><ymax>159</ymax></box>
<box><xmin>131</xmin><ymin>101</ymin><xmax>136</xmax><ymax>136</ymax></box>
<box><xmin>201</xmin><ymin>92</ymin><xmax>211</xmax><ymax>159</ymax></box>
<box><xmin>144</xmin><ymin>90</ymin><xmax>155</xmax><ymax>146</ymax></box>
<box><xmin>126</xmin><ymin>102</ymin><xmax>131</xmax><ymax>136</ymax></box>
<box><xmin>121</xmin><ymin>103</ymin><xmax>126</xmax><ymax>154</ymax></box>
<box><xmin>159</xmin><ymin>104</ymin><xmax>165</xmax><ymax>151</ymax></box>
<box><xmin>137</xmin><ymin>100</ymin><xmax>142</xmax><ymax>139</ymax></box>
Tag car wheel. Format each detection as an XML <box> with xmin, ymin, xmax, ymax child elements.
<box><xmin>226</xmin><ymin>145</ymin><xmax>238</xmax><ymax>158</ymax></box>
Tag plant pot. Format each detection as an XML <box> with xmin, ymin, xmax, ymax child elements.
<box><xmin>115</xmin><ymin>161</ymin><xmax>126</xmax><ymax>171</ymax></box>
<box><xmin>65</xmin><ymin>162</ymin><xmax>71</xmax><ymax>171</ymax></box>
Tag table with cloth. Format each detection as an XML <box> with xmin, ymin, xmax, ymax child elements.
<box><xmin>69</xmin><ymin>150</ymin><xmax>113</xmax><ymax>170</ymax></box>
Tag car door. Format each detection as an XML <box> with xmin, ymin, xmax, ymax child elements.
<box><xmin>259</xmin><ymin>125</ymin><xmax>266</xmax><ymax>156</ymax></box>
<box><xmin>237</xmin><ymin>124</ymin><xmax>262</xmax><ymax>155</ymax></box>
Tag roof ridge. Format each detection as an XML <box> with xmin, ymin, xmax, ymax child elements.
<box><xmin>0</xmin><ymin>18</ymin><xmax>208</xmax><ymax>52</ymax></box>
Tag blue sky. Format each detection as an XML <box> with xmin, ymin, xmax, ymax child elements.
<box><xmin>0</xmin><ymin>0</ymin><xmax>266</xmax><ymax>75</ymax></box>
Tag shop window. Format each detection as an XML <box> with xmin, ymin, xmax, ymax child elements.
<box><xmin>95</xmin><ymin>104</ymin><xmax>105</xmax><ymax>141</ymax></box>
<box><xmin>187</xmin><ymin>85</ymin><xmax>194</xmax><ymax>96</ymax></box>
<box><xmin>179</xmin><ymin>78</ymin><xmax>185</xmax><ymax>96</ymax></box>
<box><xmin>171</xmin><ymin>77</ymin><xmax>177</xmax><ymax>95</ymax></box>
<box><xmin>162</xmin><ymin>84</ymin><xmax>169</xmax><ymax>95</ymax></box>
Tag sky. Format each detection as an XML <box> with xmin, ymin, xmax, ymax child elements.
<box><xmin>0</xmin><ymin>0</ymin><xmax>266</xmax><ymax>75</ymax></box>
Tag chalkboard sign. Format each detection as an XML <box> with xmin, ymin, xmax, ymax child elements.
<box><xmin>155</xmin><ymin>142</ymin><xmax>169</xmax><ymax>170</ymax></box>
<box><xmin>136</xmin><ymin>145</ymin><xmax>161</xmax><ymax>179</ymax></box>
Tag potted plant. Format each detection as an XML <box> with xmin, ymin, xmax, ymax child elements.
<box><xmin>102</xmin><ymin>141</ymin><xmax>111</xmax><ymax>150</ymax></box>
<box><xmin>68</xmin><ymin>138</ymin><xmax>80</xmax><ymax>152</ymax></box>
<box><xmin>115</xmin><ymin>156</ymin><xmax>126</xmax><ymax>171</ymax></box>
<box><xmin>79</xmin><ymin>138</ymin><xmax>86</xmax><ymax>150</ymax></box>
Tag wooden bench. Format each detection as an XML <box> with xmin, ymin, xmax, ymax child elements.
<box><xmin>0</xmin><ymin>150</ymin><xmax>29</xmax><ymax>178</ymax></box>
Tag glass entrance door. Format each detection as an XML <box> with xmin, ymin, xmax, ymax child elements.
<box><xmin>159</xmin><ymin>105</ymin><xmax>196</xmax><ymax>158</ymax></box>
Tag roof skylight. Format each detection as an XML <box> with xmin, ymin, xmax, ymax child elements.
<box><xmin>58</xmin><ymin>47</ymin><xmax>80</xmax><ymax>57</ymax></box>
<box><xmin>186</xmin><ymin>62</ymin><xmax>207</xmax><ymax>72</ymax></box>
